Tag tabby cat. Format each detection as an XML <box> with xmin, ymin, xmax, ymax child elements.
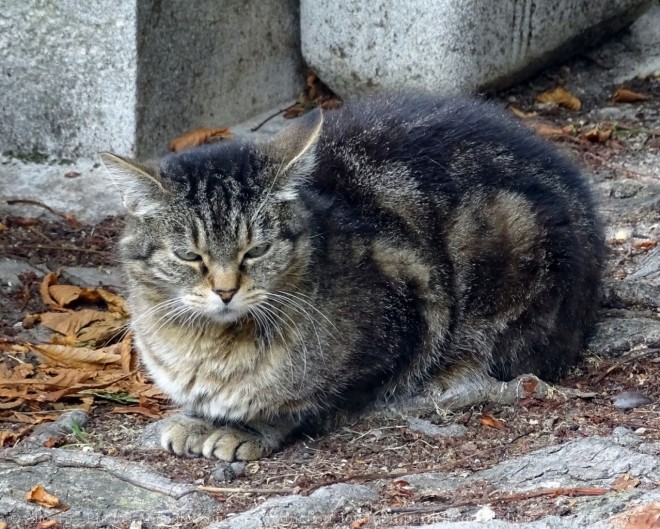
<box><xmin>101</xmin><ymin>94</ymin><xmax>604</xmax><ymax>461</ymax></box>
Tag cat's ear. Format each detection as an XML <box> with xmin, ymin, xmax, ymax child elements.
<box><xmin>99</xmin><ymin>152</ymin><xmax>169</xmax><ymax>216</ymax></box>
<box><xmin>264</xmin><ymin>108</ymin><xmax>323</xmax><ymax>198</ymax></box>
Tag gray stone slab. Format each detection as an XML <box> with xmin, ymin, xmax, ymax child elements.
<box><xmin>301</xmin><ymin>0</ymin><xmax>653</xmax><ymax>96</ymax></box>
<box><xmin>0</xmin><ymin>156</ymin><xmax>123</xmax><ymax>223</ymax></box>
<box><xmin>1</xmin><ymin>1</ymin><xmax>304</xmax><ymax>159</ymax></box>
<box><xmin>0</xmin><ymin>448</ymin><xmax>219</xmax><ymax>528</ymax></box>
<box><xmin>0</xmin><ymin>1</ymin><xmax>138</xmax><ymax>159</ymax></box>
<box><xmin>60</xmin><ymin>266</ymin><xmax>124</xmax><ymax>289</ymax></box>
<box><xmin>199</xmin><ymin>434</ymin><xmax>660</xmax><ymax>529</ymax></box>
<box><xmin>137</xmin><ymin>0</ymin><xmax>304</xmax><ymax>159</ymax></box>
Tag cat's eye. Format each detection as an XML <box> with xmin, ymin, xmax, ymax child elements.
<box><xmin>244</xmin><ymin>243</ymin><xmax>271</xmax><ymax>260</ymax></box>
<box><xmin>174</xmin><ymin>249</ymin><xmax>202</xmax><ymax>262</ymax></box>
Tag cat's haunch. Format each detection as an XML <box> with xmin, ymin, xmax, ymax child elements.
<box><xmin>102</xmin><ymin>94</ymin><xmax>604</xmax><ymax>461</ymax></box>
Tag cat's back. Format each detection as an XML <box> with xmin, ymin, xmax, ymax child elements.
<box><xmin>315</xmin><ymin>93</ymin><xmax>591</xmax><ymax>202</ymax></box>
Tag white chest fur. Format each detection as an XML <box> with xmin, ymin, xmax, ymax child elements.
<box><xmin>135</xmin><ymin>318</ymin><xmax>299</xmax><ymax>423</ymax></box>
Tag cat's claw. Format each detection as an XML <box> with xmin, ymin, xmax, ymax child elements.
<box><xmin>160</xmin><ymin>414</ymin><xmax>271</xmax><ymax>461</ymax></box>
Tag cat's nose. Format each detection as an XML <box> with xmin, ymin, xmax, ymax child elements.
<box><xmin>213</xmin><ymin>288</ymin><xmax>238</xmax><ymax>304</ymax></box>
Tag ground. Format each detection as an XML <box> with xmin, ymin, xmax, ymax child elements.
<box><xmin>1</xmin><ymin>8</ymin><xmax>660</xmax><ymax>529</ymax></box>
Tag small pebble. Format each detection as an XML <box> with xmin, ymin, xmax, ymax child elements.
<box><xmin>612</xmin><ymin>390</ymin><xmax>652</xmax><ymax>410</ymax></box>
<box><xmin>211</xmin><ymin>461</ymin><xmax>246</xmax><ymax>483</ymax></box>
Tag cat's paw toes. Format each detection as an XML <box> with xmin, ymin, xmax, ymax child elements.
<box><xmin>160</xmin><ymin>415</ymin><xmax>216</xmax><ymax>457</ymax></box>
<box><xmin>202</xmin><ymin>427</ymin><xmax>272</xmax><ymax>461</ymax></box>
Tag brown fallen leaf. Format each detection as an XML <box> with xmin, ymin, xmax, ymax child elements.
<box><xmin>581</xmin><ymin>125</ymin><xmax>613</xmax><ymax>143</ymax></box>
<box><xmin>42</xmin><ymin>436</ymin><xmax>64</xmax><ymax>448</ymax></box>
<box><xmin>480</xmin><ymin>413</ymin><xmax>506</xmax><ymax>430</ymax></box>
<box><xmin>613</xmin><ymin>87</ymin><xmax>651</xmax><ymax>104</ymax></box>
<box><xmin>608</xmin><ymin>501</ymin><xmax>660</xmax><ymax>529</ymax></box>
<box><xmin>537</xmin><ymin>86</ymin><xmax>581</xmax><ymax>111</ymax></box>
<box><xmin>521</xmin><ymin>377</ymin><xmax>539</xmax><ymax>396</ymax></box>
<box><xmin>0</xmin><ymin>425</ymin><xmax>32</xmax><ymax>447</ymax></box>
<box><xmin>25</xmin><ymin>484</ymin><xmax>66</xmax><ymax>510</ymax></box>
<box><xmin>28</xmin><ymin>343</ymin><xmax>124</xmax><ymax>369</ymax></box>
<box><xmin>284</xmin><ymin>70</ymin><xmax>342</xmax><ymax>119</ymax></box>
<box><xmin>611</xmin><ymin>473</ymin><xmax>641</xmax><ymax>492</ymax></box>
<box><xmin>36</xmin><ymin>520</ymin><xmax>60</xmax><ymax>529</ymax></box>
<box><xmin>351</xmin><ymin>518</ymin><xmax>370</xmax><ymax>529</ymax></box>
<box><xmin>528</xmin><ymin>121</ymin><xmax>576</xmax><ymax>139</ymax></box>
<box><xmin>633</xmin><ymin>240</ymin><xmax>658</xmax><ymax>250</ymax></box>
<box><xmin>40</xmin><ymin>272</ymin><xmax>61</xmax><ymax>308</ymax></box>
<box><xmin>509</xmin><ymin>106</ymin><xmax>537</xmax><ymax>119</ymax></box>
<box><xmin>40</xmin><ymin>309</ymin><xmax>118</xmax><ymax>339</ymax></box>
<box><xmin>169</xmin><ymin>127</ymin><xmax>232</xmax><ymax>153</ymax></box>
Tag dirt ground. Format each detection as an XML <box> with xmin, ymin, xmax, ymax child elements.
<box><xmin>1</xmin><ymin>48</ymin><xmax>659</xmax><ymax>528</ymax></box>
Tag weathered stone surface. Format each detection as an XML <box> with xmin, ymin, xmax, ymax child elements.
<box><xmin>199</xmin><ymin>435</ymin><xmax>660</xmax><ymax>529</ymax></box>
<box><xmin>1</xmin><ymin>1</ymin><xmax>303</xmax><ymax>159</ymax></box>
<box><xmin>60</xmin><ymin>266</ymin><xmax>123</xmax><ymax>289</ymax></box>
<box><xmin>301</xmin><ymin>0</ymin><xmax>653</xmax><ymax>96</ymax></box>
<box><xmin>0</xmin><ymin>448</ymin><xmax>218</xmax><ymax>528</ymax></box>
<box><xmin>137</xmin><ymin>0</ymin><xmax>304</xmax><ymax>158</ymax></box>
<box><xmin>0</xmin><ymin>258</ymin><xmax>40</xmax><ymax>293</ymax></box>
<box><xmin>205</xmin><ymin>483</ymin><xmax>378</xmax><ymax>529</ymax></box>
<box><xmin>589</xmin><ymin>316</ymin><xmax>660</xmax><ymax>356</ymax></box>
<box><xmin>0</xmin><ymin>156</ymin><xmax>124</xmax><ymax>223</ymax></box>
<box><xmin>0</xmin><ymin>2</ymin><xmax>137</xmax><ymax>158</ymax></box>
<box><xmin>25</xmin><ymin>410</ymin><xmax>89</xmax><ymax>447</ymax></box>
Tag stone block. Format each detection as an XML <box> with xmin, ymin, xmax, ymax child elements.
<box><xmin>301</xmin><ymin>0</ymin><xmax>654</xmax><ymax>96</ymax></box>
<box><xmin>0</xmin><ymin>1</ymin><xmax>304</xmax><ymax>159</ymax></box>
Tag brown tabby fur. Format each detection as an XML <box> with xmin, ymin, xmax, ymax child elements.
<box><xmin>101</xmin><ymin>94</ymin><xmax>604</xmax><ymax>461</ymax></box>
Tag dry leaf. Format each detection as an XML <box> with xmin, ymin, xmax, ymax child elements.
<box><xmin>527</xmin><ymin>121</ymin><xmax>576</xmax><ymax>139</ymax></box>
<box><xmin>609</xmin><ymin>501</ymin><xmax>660</xmax><ymax>529</ymax></box>
<box><xmin>582</xmin><ymin>126</ymin><xmax>613</xmax><ymax>143</ymax></box>
<box><xmin>29</xmin><ymin>343</ymin><xmax>124</xmax><ymax>369</ymax></box>
<box><xmin>633</xmin><ymin>240</ymin><xmax>657</xmax><ymax>250</ymax></box>
<box><xmin>522</xmin><ymin>377</ymin><xmax>539</xmax><ymax>396</ymax></box>
<box><xmin>510</xmin><ymin>107</ymin><xmax>537</xmax><ymax>119</ymax></box>
<box><xmin>25</xmin><ymin>484</ymin><xmax>63</xmax><ymax>509</ymax></box>
<box><xmin>0</xmin><ymin>521</ymin><xmax>6</xmax><ymax>529</ymax></box>
<box><xmin>611</xmin><ymin>473</ymin><xmax>641</xmax><ymax>492</ymax></box>
<box><xmin>537</xmin><ymin>86</ymin><xmax>581</xmax><ymax>111</ymax></box>
<box><xmin>284</xmin><ymin>70</ymin><xmax>342</xmax><ymax>119</ymax></box>
<box><xmin>613</xmin><ymin>87</ymin><xmax>651</xmax><ymax>103</ymax></box>
<box><xmin>0</xmin><ymin>425</ymin><xmax>32</xmax><ymax>447</ymax></box>
<box><xmin>36</xmin><ymin>520</ymin><xmax>60</xmax><ymax>529</ymax></box>
<box><xmin>40</xmin><ymin>309</ymin><xmax>117</xmax><ymax>338</ymax></box>
<box><xmin>351</xmin><ymin>518</ymin><xmax>370</xmax><ymax>529</ymax></box>
<box><xmin>169</xmin><ymin>128</ymin><xmax>232</xmax><ymax>153</ymax></box>
<box><xmin>480</xmin><ymin>413</ymin><xmax>506</xmax><ymax>430</ymax></box>
<box><xmin>40</xmin><ymin>272</ymin><xmax>60</xmax><ymax>308</ymax></box>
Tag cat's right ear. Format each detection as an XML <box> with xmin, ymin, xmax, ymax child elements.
<box><xmin>99</xmin><ymin>152</ymin><xmax>169</xmax><ymax>216</ymax></box>
<box><xmin>263</xmin><ymin>108</ymin><xmax>323</xmax><ymax>198</ymax></box>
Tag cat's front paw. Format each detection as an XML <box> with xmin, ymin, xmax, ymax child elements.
<box><xmin>160</xmin><ymin>414</ymin><xmax>271</xmax><ymax>461</ymax></box>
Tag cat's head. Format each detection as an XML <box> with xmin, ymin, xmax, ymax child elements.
<box><xmin>101</xmin><ymin>110</ymin><xmax>323</xmax><ymax>325</ymax></box>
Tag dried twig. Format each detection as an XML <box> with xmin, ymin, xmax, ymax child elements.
<box><xmin>6</xmin><ymin>199</ymin><xmax>68</xmax><ymax>219</ymax></box>
<box><xmin>386</xmin><ymin>487</ymin><xmax>610</xmax><ymax>515</ymax></box>
<box><xmin>197</xmin><ymin>485</ymin><xmax>297</xmax><ymax>495</ymax></box>
<box><xmin>20</xmin><ymin>243</ymin><xmax>110</xmax><ymax>256</ymax></box>
<box><xmin>250</xmin><ymin>105</ymin><xmax>296</xmax><ymax>132</ymax></box>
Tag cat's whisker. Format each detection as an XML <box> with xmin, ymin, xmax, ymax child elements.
<box><xmin>273</xmin><ymin>290</ymin><xmax>340</xmax><ymax>338</ymax></box>
<box><xmin>266</xmin><ymin>293</ymin><xmax>326</xmax><ymax>364</ymax></box>
<box><xmin>255</xmin><ymin>304</ymin><xmax>297</xmax><ymax>383</ymax></box>
<box><xmin>261</xmin><ymin>300</ymin><xmax>309</xmax><ymax>385</ymax></box>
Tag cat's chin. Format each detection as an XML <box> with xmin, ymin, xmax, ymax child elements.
<box><xmin>202</xmin><ymin>307</ymin><xmax>247</xmax><ymax>325</ymax></box>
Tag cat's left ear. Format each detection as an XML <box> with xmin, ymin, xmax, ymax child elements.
<box><xmin>264</xmin><ymin>108</ymin><xmax>323</xmax><ymax>198</ymax></box>
<box><xmin>99</xmin><ymin>152</ymin><xmax>169</xmax><ymax>216</ymax></box>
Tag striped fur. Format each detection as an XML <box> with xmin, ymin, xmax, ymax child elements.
<box><xmin>102</xmin><ymin>94</ymin><xmax>604</xmax><ymax>460</ymax></box>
